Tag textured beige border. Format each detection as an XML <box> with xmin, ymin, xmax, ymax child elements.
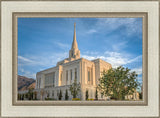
<box><xmin>12</xmin><ymin>12</ymin><xmax>148</xmax><ymax>106</ymax></box>
<box><xmin>0</xmin><ymin>0</ymin><xmax>158</xmax><ymax>118</ymax></box>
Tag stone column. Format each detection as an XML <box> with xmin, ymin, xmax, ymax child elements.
<box><xmin>92</xmin><ymin>64</ymin><xmax>96</xmax><ymax>86</ymax></box>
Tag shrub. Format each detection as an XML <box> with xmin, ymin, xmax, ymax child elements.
<box><xmin>87</xmin><ymin>98</ymin><xmax>94</xmax><ymax>101</ymax></box>
<box><xmin>33</xmin><ymin>98</ymin><xmax>38</xmax><ymax>100</ymax></box>
<box><xmin>72</xmin><ymin>98</ymin><xmax>80</xmax><ymax>101</ymax></box>
<box><xmin>85</xmin><ymin>90</ymin><xmax>89</xmax><ymax>100</ymax></box>
<box><xmin>65</xmin><ymin>89</ymin><xmax>69</xmax><ymax>100</ymax></box>
<box><xmin>69</xmin><ymin>78</ymin><xmax>80</xmax><ymax>98</ymax></box>
<box><xmin>95</xmin><ymin>88</ymin><xmax>98</xmax><ymax>100</ymax></box>
<box><xmin>45</xmin><ymin>98</ymin><xmax>56</xmax><ymax>100</ymax></box>
<box><xmin>58</xmin><ymin>90</ymin><xmax>63</xmax><ymax>100</ymax></box>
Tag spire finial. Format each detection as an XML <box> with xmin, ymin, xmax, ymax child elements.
<box><xmin>74</xmin><ymin>23</ymin><xmax>76</xmax><ymax>32</ymax></box>
<box><xmin>74</xmin><ymin>22</ymin><xmax>76</xmax><ymax>27</ymax></box>
<box><xmin>71</xmin><ymin>23</ymin><xmax>78</xmax><ymax>49</ymax></box>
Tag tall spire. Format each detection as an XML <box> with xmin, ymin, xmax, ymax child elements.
<box><xmin>69</xmin><ymin>23</ymin><xmax>80</xmax><ymax>60</ymax></box>
<box><xmin>71</xmin><ymin>23</ymin><xmax>78</xmax><ymax>49</ymax></box>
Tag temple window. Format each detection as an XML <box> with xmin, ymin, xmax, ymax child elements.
<box><xmin>70</xmin><ymin>70</ymin><xmax>72</xmax><ymax>80</ymax></box>
<box><xmin>52</xmin><ymin>90</ymin><xmax>54</xmax><ymax>97</ymax></box>
<box><xmin>66</xmin><ymin>70</ymin><xmax>68</xmax><ymax>84</ymax></box>
<box><xmin>87</xmin><ymin>68</ymin><xmax>91</xmax><ymax>82</ymax></box>
<box><xmin>75</xmin><ymin>68</ymin><xmax>77</xmax><ymax>79</ymax></box>
<box><xmin>60</xmin><ymin>71</ymin><xmax>63</xmax><ymax>81</ymax></box>
<box><xmin>45</xmin><ymin>72</ymin><xmax>55</xmax><ymax>88</ymax></box>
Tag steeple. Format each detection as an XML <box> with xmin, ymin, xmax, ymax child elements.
<box><xmin>69</xmin><ymin>23</ymin><xmax>80</xmax><ymax>60</ymax></box>
<box><xmin>71</xmin><ymin>23</ymin><xmax>78</xmax><ymax>49</ymax></box>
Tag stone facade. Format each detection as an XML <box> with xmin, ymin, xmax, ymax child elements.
<box><xmin>35</xmin><ymin>23</ymin><xmax>112</xmax><ymax>100</ymax></box>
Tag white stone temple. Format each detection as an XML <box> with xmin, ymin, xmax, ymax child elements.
<box><xmin>35</xmin><ymin>23</ymin><xmax>112</xmax><ymax>100</ymax></box>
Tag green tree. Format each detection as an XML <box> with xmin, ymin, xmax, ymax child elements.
<box><xmin>98</xmin><ymin>66</ymin><xmax>140</xmax><ymax>100</ymax></box>
<box><xmin>85</xmin><ymin>90</ymin><xmax>89</xmax><ymax>100</ymax></box>
<box><xmin>69</xmin><ymin>78</ymin><xmax>80</xmax><ymax>98</ymax></box>
<box><xmin>65</xmin><ymin>89</ymin><xmax>69</xmax><ymax>100</ymax></box>
<box><xmin>95</xmin><ymin>88</ymin><xmax>98</xmax><ymax>100</ymax></box>
<box><xmin>58</xmin><ymin>90</ymin><xmax>63</xmax><ymax>100</ymax></box>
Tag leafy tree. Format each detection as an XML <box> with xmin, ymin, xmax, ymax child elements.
<box><xmin>85</xmin><ymin>90</ymin><xmax>89</xmax><ymax>100</ymax></box>
<box><xmin>69</xmin><ymin>78</ymin><xmax>80</xmax><ymax>98</ymax></box>
<box><xmin>98</xmin><ymin>66</ymin><xmax>140</xmax><ymax>100</ymax></box>
<box><xmin>95</xmin><ymin>88</ymin><xmax>98</xmax><ymax>100</ymax></box>
<box><xmin>65</xmin><ymin>89</ymin><xmax>69</xmax><ymax>100</ymax></box>
<box><xmin>58</xmin><ymin>90</ymin><xmax>63</xmax><ymax>100</ymax></box>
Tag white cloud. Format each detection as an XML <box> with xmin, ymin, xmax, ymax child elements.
<box><xmin>132</xmin><ymin>67</ymin><xmax>142</xmax><ymax>75</ymax></box>
<box><xmin>83</xmin><ymin>51</ymin><xmax>99</xmax><ymax>55</ymax></box>
<box><xmin>105</xmin><ymin>56</ymin><xmax>127</xmax><ymax>67</ymax></box>
<box><xmin>18</xmin><ymin>56</ymin><xmax>36</xmax><ymax>67</ymax></box>
<box><xmin>19</xmin><ymin>50</ymin><xmax>141</xmax><ymax>71</ymax></box>
<box><xmin>18</xmin><ymin>51</ymin><xmax>69</xmax><ymax>79</ymax></box>
<box><xmin>18</xmin><ymin>56</ymin><xmax>34</xmax><ymax>63</ymax></box>
<box><xmin>96</xmin><ymin>18</ymin><xmax>142</xmax><ymax>36</ymax></box>
<box><xmin>104</xmin><ymin>51</ymin><xmax>141</xmax><ymax>67</ymax></box>
<box><xmin>54</xmin><ymin>42</ymin><xmax>70</xmax><ymax>49</ymax></box>
<box><xmin>82</xmin><ymin>51</ymin><xmax>142</xmax><ymax>68</ymax></box>
<box><xmin>18</xmin><ymin>66</ymin><xmax>36</xmax><ymax>79</ymax></box>
<box><xmin>86</xmin><ymin>29</ymin><xmax>97</xmax><ymax>34</ymax></box>
<box><xmin>19</xmin><ymin>68</ymin><xmax>24</xmax><ymax>73</ymax></box>
<box><xmin>82</xmin><ymin>55</ymin><xmax>96</xmax><ymax>60</ymax></box>
<box><xmin>18</xmin><ymin>52</ymin><xmax>69</xmax><ymax>79</ymax></box>
<box><xmin>18</xmin><ymin>52</ymin><xmax>142</xmax><ymax>79</ymax></box>
<box><xmin>23</xmin><ymin>71</ymin><xmax>36</xmax><ymax>79</ymax></box>
<box><xmin>137</xmin><ymin>76</ymin><xmax>142</xmax><ymax>80</ymax></box>
<box><xmin>18</xmin><ymin>52</ymin><xmax>68</xmax><ymax>67</ymax></box>
<box><xmin>127</xmin><ymin>55</ymin><xmax>142</xmax><ymax>64</ymax></box>
<box><xmin>112</xmin><ymin>41</ymin><xmax>128</xmax><ymax>51</ymax></box>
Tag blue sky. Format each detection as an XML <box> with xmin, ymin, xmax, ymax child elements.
<box><xmin>18</xmin><ymin>18</ymin><xmax>142</xmax><ymax>84</ymax></box>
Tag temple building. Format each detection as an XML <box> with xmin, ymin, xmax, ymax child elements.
<box><xmin>35</xmin><ymin>23</ymin><xmax>112</xmax><ymax>100</ymax></box>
